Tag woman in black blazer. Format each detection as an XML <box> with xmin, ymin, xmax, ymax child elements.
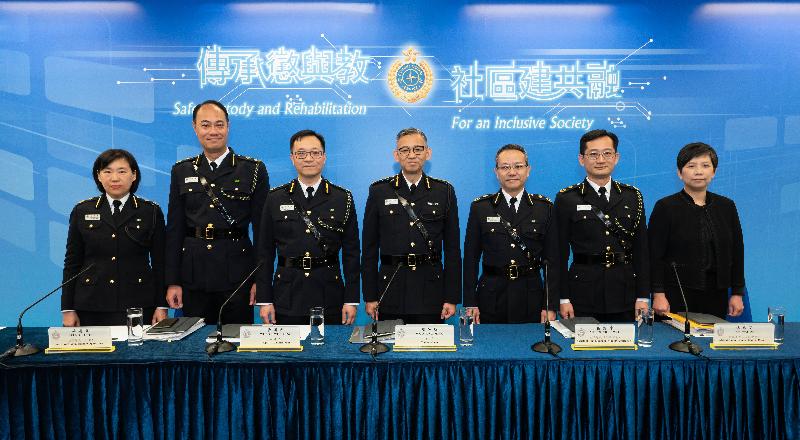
<box><xmin>61</xmin><ymin>149</ymin><xmax>168</xmax><ymax>326</ymax></box>
<box><xmin>648</xmin><ymin>142</ymin><xmax>745</xmax><ymax>318</ymax></box>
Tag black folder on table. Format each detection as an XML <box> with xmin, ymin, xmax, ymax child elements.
<box><xmin>145</xmin><ymin>317</ymin><xmax>203</xmax><ymax>335</ymax></box>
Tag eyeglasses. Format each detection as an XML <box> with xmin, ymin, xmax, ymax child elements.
<box><xmin>293</xmin><ymin>150</ymin><xmax>324</xmax><ymax>159</ymax></box>
<box><xmin>582</xmin><ymin>150</ymin><xmax>616</xmax><ymax>161</ymax></box>
<box><xmin>496</xmin><ymin>163</ymin><xmax>528</xmax><ymax>173</ymax></box>
<box><xmin>396</xmin><ymin>145</ymin><xmax>426</xmax><ymax>156</ymax></box>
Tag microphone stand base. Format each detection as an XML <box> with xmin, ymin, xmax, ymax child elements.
<box><xmin>531</xmin><ymin>341</ymin><xmax>562</xmax><ymax>354</ymax></box>
<box><xmin>359</xmin><ymin>341</ymin><xmax>390</xmax><ymax>355</ymax></box>
<box><xmin>14</xmin><ymin>343</ymin><xmax>40</xmax><ymax>357</ymax></box>
<box><xmin>205</xmin><ymin>339</ymin><xmax>236</xmax><ymax>355</ymax></box>
<box><xmin>669</xmin><ymin>339</ymin><xmax>702</xmax><ymax>354</ymax></box>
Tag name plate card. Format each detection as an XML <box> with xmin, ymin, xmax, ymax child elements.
<box><xmin>237</xmin><ymin>325</ymin><xmax>304</xmax><ymax>352</ymax></box>
<box><xmin>394</xmin><ymin>324</ymin><xmax>456</xmax><ymax>351</ymax></box>
<box><xmin>710</xmin><ymin>323</ymin><xmax>778</xmax><ymax>349</ymax></box>
<box><xmin>46</xmin><ymin>327</ymin><xmax>115</xmax><ymax>353</ymax></box>
<box><xmin>572</xmin><ymin>323</ymin><xmax>637</xmax><ymax>350</ymax></box>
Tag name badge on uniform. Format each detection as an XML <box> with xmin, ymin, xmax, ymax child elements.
<box><xmin>184</xmin><ymin>177</ymin><xmax>199</xmax><ymax>183</ymax></box>
<box><xmin>85</xmin><ymin>214</ymin><xmax>100</xmax><ymax>221</ymax></box>
<box><xmin>577</xmin><ymin>204</ymin><xmax>592</xmax><ymax>211</ymax></box>
<box><xmin>279</xmin><ymin>204</ymin><xmax>295</xmax><ymax>211</ymax></box>
<box><xmin>486</xmin><ymin>216</ymin><xmax>500</xmax><ymax>223</ymax></box>
<box><xmin>384</xmin><ymin>198</ymin><xmax>399</xmax><ymax>205</ymax></box>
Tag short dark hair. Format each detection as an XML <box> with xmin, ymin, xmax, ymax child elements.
<box><xmin>677</xmin><ymin>142</ymin><xmax>718</xmax><ymax>170</ymax></box>
<box><xmin>396</xmin><ymin>127</ymin><xmax>428</xmax><ymax>144</ymax></box>
<box><xmin>92</xmin><ymin>149</ymin><xmax>140</xmax><ymax>194</ymax></box>
<box><xmin>579</xmin><ymin>129</ymin><xmax>619</xmax><ymax>155</ymax></box>
<box><xmin>192</xmin><ymin>99</ymin><xmax>229</xmax><ymax>122</ymax></box>
<box><xmin>495</xmin><ymin>144</ymin><xmax>529</xmax><ymax>167</ymax></box>
<box><xmin>290</xmin><ymin>129</ymin><xmax>326</xmax><ymax>152</ymax></box>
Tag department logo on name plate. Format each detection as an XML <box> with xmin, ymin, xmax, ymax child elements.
<box><xmin>388</xmin><ymin>47</ymin><xmax>434</xmax><ymax>103</ymax></box>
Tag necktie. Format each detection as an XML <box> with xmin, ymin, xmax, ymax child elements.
<box><xmin>306</xmin><ymin>186</ymin><xmax>314</xmax><ymax>200</ymax></box>
<box><xmin>409</xmin><ymin>183</ymin><xmax>417</xmax><ymax>193</ymax></box>
<box><xmin>509</xmin><ymin>196</ymin><xmax>518</xmax><ymax>213</ymax></box>
<box><xmin>112</xmin><ymin>199</ymin><xmax>122</xmax><ymax>216</ymax></box>
<box><xmin>210</xmin><ymin>161</ymin><xmax>218</xmax><ymax>172</ymax></box>
<box><xmin>598</xmin><ymin>186</ymin><xmax>608</xmax><ymax>209</ymax></box>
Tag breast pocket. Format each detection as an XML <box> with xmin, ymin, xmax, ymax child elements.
<box><xmin>481</xmin><ymin>221</ymin><xmax>505</xmax><ymax>252</ymax></box>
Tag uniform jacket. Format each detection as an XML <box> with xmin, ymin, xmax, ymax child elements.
<box><xmin>165</xmin><ymin>149</ymin><xmax>269</xmax><ymax>292</ymax></box>
<box><xmin>361</xmin><ymin>173</ymin><xmax>461</xmax><ymax>315</ymax></box>
<box><xmin>256</xmin><ymin>178</ymin><xmax>360</xmax><ymax>316</ymax></box>
<box><xmin>463</xmin><ymin>190</ymin><xmax>559</xmax><ymax>315</ymax></box>
<box><xmin>62</xmin><ymin>195</ymin><xmax>166</xmax><ymax>311</ymax></box>
<box><xmin>554</xmin><ymin>179</ymin><xmax>649</xmax><ymax>313</ymax></box>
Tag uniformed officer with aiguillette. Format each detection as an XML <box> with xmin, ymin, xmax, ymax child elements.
<box><xmin>165</xmin><ymin>100</ymin><xmax>269</xmax><ymax>324</ymax></box>
<box><xmin>555</xmin><ymin>129</ymin><xmax>649</xmax><ymax>322</ymax></box>
<box><xmin>463</xmin><ymin>144</ymin><xmax>559</xmax><ymax>324</ymax></box>
<box><xmin>362</xmin><ymin>127</ymin><xmax>461</xmax><ymax>324</ymax></box>
<box><xmin>256</xmin><ymin>130</ymin><xmax>359</xmax><ymax>325</ymax></box>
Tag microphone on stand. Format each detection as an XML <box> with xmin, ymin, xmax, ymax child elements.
<box><xmin>205</xmin><ymin>261</ymin><xmax>263</xmax><ymax>355</ymax></box>
<box><xmin>668</xmin><ymin>262</ymin><xmax>702</xmax><ymax>355</ymax></box>
<box><xmin>360</xmin><ymin>264</ymin><xmax>403</xmax><ymax>357</ymax></box>
<box><xmin>2</xmin><ymin>263</ymin><xmax>95</xmax><ymax>359</ymax></box>
<box><xmin>532</xmin><ymin>259</ymin><xmax>562</xmax><ymax>355</ymax></box>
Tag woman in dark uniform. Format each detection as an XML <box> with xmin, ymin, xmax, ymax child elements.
<box><xmin>61</xmin><ymin>149</ymin><xmax>168</xmax><ymax>326</ymax></box>
<box><xmin>649</xmin><ymin>142</ymin><xmax>746</xmax><ymax>318</ymax></box>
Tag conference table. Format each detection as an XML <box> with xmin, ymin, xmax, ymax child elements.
<box><xmin>0</xmin><ymin>323</ymin><xmax>798</xmax><ymax>440</ymax></box>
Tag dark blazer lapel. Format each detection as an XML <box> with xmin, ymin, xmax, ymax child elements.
<box><xmin>582</xmin><ymin>179</ymin><xmax>605</xmax><ymax>210</ymax></box>
<box><xmin>97</xmin><ymin>196</ymin><xmax>116</xmax><ymax>229</ymax></box>
<box><xmin>307</xmin><ymin>180</ymin><xmax>330</xmax><ymax>210</ymax></box>
<box><xmin>513</xmin><ymin>191</ymin><xmax>533</xmax><ymax>227</ymax></box>
<box><xmin>115</xmin><ymin>195</ymin><xmax>139</xmax><ymax>227</ymax></box>
<box><xmin>208</xmin><ymin>151</ymin><xmax>235</xmax><ymax>183</ymax></box>
<box><xmin>606</xmin><ymin>180</ymin><xmax>624</xmax><ymax>211</ymax></box>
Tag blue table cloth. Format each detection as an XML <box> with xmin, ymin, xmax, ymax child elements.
<box><xmin>0</xmin><ymin>323</ymin><xmax>798</xmax><ymax>439</ymax></box>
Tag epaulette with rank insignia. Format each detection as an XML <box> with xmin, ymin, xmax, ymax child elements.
<box><xmin>175</xmin><ymin>156</ymin><xmax>196</xmax><ymax>165</ymax></box>
<box><xmin>76</xmin><ymin>196</ymin><xmax>100</xmax><ymax>206</ymax></box>
<box><xmin>269</xmin><ymin>182</ymin><xmax>291</xmax><ymax>193</ymax></box>
<box><xmin>426</xmin><ymin>176</ymin><xmax>452</xmax><ymax>189</ymax></box>
<box><xmin>527</xmin><ymin>193</ymin><xmax>552</xmax><ymax>204</ymax></box>
<box><xmin>473</xmin><ymin>193</ymin><xmax>494</xmax><ymax>202</ymax></box>
<box><xmin>234</xmin><ymin>154</ymin><xmax>259</xmax><ymax>162</ymax></box>
<box><xmin>370</xmin><ymin>176</ymin><xmax>395</xmax><ymax>187</ymax></box>
<box><xmin>325</xmin><ymin>180</ymin><xmax>351</xmax><ymax>195</ymax></box>
<box><xmin>134</xmin><ymin>195</ymin><xmax>159</xmax><ymax>207</ymax></box>
<box><xmin>558</xmin><ymin>183</ymin><xmax>582</xmax><ymax>194</ymax></box>
<box><xmin>615</xmin><ymin>181</ymin><xmax>641</xmax><ymax>193</ymax></box>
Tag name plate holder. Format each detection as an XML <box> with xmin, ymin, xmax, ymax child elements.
<box><xmin>710</xmin><ymin>323</ymin><xmax>779</xmax><ymax>350</ymax></box>
<box><xmin>393</xmin><ymin>324</ymin><xmax>457</xmax><ymax>352</ymax></box>
<box><xmin>571</xmin><ymin>323</ymin><xmax>638</xmax><ymax>351</ymax></box>
<box><xmin>237</xmin><ymin>325</ymin><xmax>304</xmax><ymax>352</ymax></box>
<box><xmin>45</xmin><ymin>327</ymin><xmax>115</xmax><ymax>353</ymax></box>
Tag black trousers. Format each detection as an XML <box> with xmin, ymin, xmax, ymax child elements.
<box><xmin>76</xmin><ymin>307</ymin><xmax>156</xmax><ymax>326</ymax></box>
<box><xmin>378</xmin><ymin>312</ymin><xmax>442</xmax><ymax>324</ymax></box>
<box><xmin>182</xmin><ymin>289</ymin><xmax>253</xmax><ymax>325</ymax></box>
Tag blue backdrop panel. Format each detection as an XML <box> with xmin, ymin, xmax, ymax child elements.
<box><xmin>0</xmin><ymin>1</ymin><xmax>797</xmax><ymax>325</ymax></box>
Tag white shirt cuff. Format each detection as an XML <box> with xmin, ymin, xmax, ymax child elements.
<box><xmin>559</xmin><ymin>299</ymin><xmax>571</xmax><ymax>304</ymax></box>
<box><xmin>255</xmin><ymin>303</ymin><xmax>273</xmax><ymax>306</ymax></box>
<box><xmin>636</xmin><ymin>298</ymin><xmax>650</xmax><ymax>303</ymax></box>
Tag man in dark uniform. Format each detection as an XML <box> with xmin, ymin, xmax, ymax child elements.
<box><xmin>362</xmin><ymin>127</ymin><xmax>460</xmax><ymax>324</ymax></box>
<box><xmin>256</xmin><ymin>130</ymin><xmax>359</xmax><ymax>325</ymax></box>
<box><xmin>165</xmin><ymin>100</ymin><xmax>269</xmax><ymax>324</ymax></box>
<box><xmin>463</xmin><ymin>144</ymin><xmax>558</xmax><ymax>324</ymax></box>
<box><xmin>555</xmin><ymin>129</ymin><xmax>649</xmax><ymax>322</ymax></box>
